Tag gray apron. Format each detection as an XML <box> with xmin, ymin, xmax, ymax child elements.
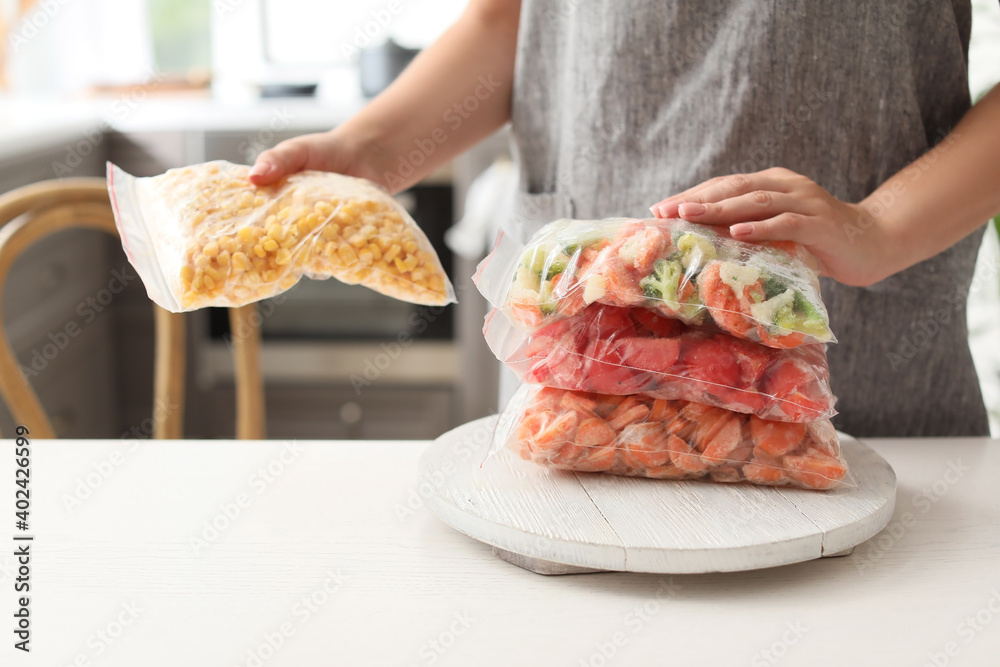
<box><xmin>508</xmin><ymin>0</ymin><xmax>990</xmax><ymax>437</ymax></box>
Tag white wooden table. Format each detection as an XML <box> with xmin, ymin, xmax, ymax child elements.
<box><xmin>1</xmin><ymin>436</ymin><xmax>998</xmax><ymax>666</ymax></box>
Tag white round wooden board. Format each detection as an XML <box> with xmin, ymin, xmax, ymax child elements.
<box><xmin>419</xmin><ymin>416</ymin><xmax>896</xmax><ymax>574</ymax></box>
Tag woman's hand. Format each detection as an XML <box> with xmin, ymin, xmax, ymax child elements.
<box><xmin>249</xmin><ymin>130</ymin><xmax>373</xmax><ymax>186</ymax></box>
<box><xmin>650</xmin><ymin>167</ymin><xmax>897</xmax><ymax>287</ymax></box>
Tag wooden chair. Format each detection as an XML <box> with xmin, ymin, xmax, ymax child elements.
<box><xmin>0</xmin><ymin>178</ymin><xmax>265</xmax><ymax>439</ymax></box>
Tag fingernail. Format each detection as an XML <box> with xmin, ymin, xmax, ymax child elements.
<box><xmin>249</xmin><ymin>161</ymin><xmax>272</xmax><ymax>178</ymax></box>
<box><xmin>730</xmin><ymin>223</ymin><xmax>753</xmax><ymax>237</ymax></box>
<box><xmin>679</xmin><ymin>202</ymin><xmax>707</xmax><ymax>216</ymax></box>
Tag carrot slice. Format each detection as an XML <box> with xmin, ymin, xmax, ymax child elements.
<box><xmin>742</xmin><ymin>453</ymin><xmax>786</xmax><ymax>485</ymax></box>
<box><xmin>699</xmin><ymin>413</ymin><xmax>743</xmax><ymax>465</ymax></box>
<box><xmin>535</xmin><ymin>411</ymin><xmax>579</xmax><ymax>448</ymax></box>
<box><xmin>749</xmin><ymin>416</ymin><xmax>807</xmax><ymax>456</ymax></box>
<box><xmin>649</xmin><ymin>398</ymin><xmax>678</xmax><ymax>423</ymax></box>
<box><xmin>508</xmin><ymin>295</ymin><xmax>546</xmax><ymax>328</ymax></box>
<box><xmin>619</xmin><ymin>422</ymin><xmax>672</xmax><ymax>469</ymax></box>
<box><xmin>561</xmin><ymin>393</ymin><xmax>600</xmax><ymax>420</ymax></box>
<box><xmin>645</xmin><ymin>464</ymin><xmax>692</xmax><ymax>479</ymax></box>
<box><xmin>667</xmin><ymin>434</ymin><xmax>710</xmax><ymax>474</ymax></box>
<box><xmin>756</xmin><ymin>326</ymin><xmax>806</xmax><ymax>349</ymax></box>
<box><xmin>576</xmin><ymin>418</ymin><xmax>616</xmax><ymax>447</ymax></box>
<box><xmin>607</xmin><ymin>404</ymin><xmax>651</xmax><ymax>431</ymax></box>
<box><xmin>783</xmin><ymin>455</ymin><xmax>846</xmax><ymax>490</ymax></box>
<box><xmin>573</xmin><ymin>444</ymin><xmax>617</xmax><ymax>472</ymax></box>
<box><xmin>697</xmin><ymin>263</ymin><xmax>761</xmax><ymax>338</ymax></box>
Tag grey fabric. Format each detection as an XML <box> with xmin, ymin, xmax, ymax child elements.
<box><xmin>509</xmin><ymin>0</ymin><xmax>991</xmax><ymax>437</ymax></box>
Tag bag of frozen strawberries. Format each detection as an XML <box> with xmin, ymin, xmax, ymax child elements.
<box><xmin>107</xmin><ymin>160</ymin><xmax>455</xmax><ymax>311</ymax></box>
<box><xmin>475</xmin><ymin>218</ymin><xmax>834</xmax><ymax>348</ymax></box>
<box><xmin>494</xmin><ymin>385</ymin><xmax>850</xmax><ymax>490</ymax></box>
<box><xmin>484</xmin><ymin>303</ymin><xmax>836</xmax><ymax>422</ymax></box>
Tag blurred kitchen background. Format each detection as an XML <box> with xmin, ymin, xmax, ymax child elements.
<box><xmin>0</xmin><ymin>0</ymin><xmax>998</xmax><ymax>439</ymax></box>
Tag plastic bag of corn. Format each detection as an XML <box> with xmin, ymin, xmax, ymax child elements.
<box><xmin>107</xmin><ymin>160</ymin><xmax>455</xmax><ymax>311</ymax></box>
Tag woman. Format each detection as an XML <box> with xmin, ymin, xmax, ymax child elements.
<box><xmin>250</xmin><ymin>0</ymin><xmax>1000</xmax><ymax>437</ymax></box>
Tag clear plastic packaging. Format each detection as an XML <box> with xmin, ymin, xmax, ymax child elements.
<box><xmin>495</xmin><ymin>385</ymin><xmax>850</xmax><ymax>490</ymax></box>
<box><xmin>475</xmin><ymin>218</ymin><xmax>834</xmax><ymax>348</ymax></box>
<box><xmin>107</xmin><ymin>160</ymin><xmax>455</xmax><ymax>312</ymax></box>
<box><xmin>485</xmin><ymin>303</ymin><xmax>836</xmax><ymax>422</ymax></box>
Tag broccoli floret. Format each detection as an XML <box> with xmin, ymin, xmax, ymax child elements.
<box><xmin>758</xmin><ymin>289</ymin><xmax>832</xmax><ymax>339</ymax></box>
<box><xmin>640</xmin><ymin>259</ymin><xmax>683</xmax><ymax>302</ymax></box>
<box><xmin>789</xmin><ymin>291</ymin><xmax>832</xmax><ymax>338</ymax></box>
<box><xmin>763</xmin><ymin>275</ymin><xmax>789</xmax><ymax>299</ymax></box>
<box><xmin>520</xmin><ymin>245</ymin><xmax>571</xmax><ymax>280</ymax></box>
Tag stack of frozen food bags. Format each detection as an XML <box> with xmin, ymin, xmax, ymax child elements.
<box><xmin>474</xmin><ymin>218</ymin><xmax>849</xmax><ymax>490</ymax></box>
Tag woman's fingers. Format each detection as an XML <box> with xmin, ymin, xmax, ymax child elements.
<box><xmin>674</xmin><ymin>191</ymin><xmax>813</xmax><ymax>225</ymax></box>
<box><xmin>248</xmin><ymin>140</ymin><xmax>311</xmax><ymax>185</ymax></box>
<box><xmin>650</xmin><ymin>168</ymin><xmax>801</xmax><ymax>218</ymax></box>
<box><xmin>727</xmin><ymin>213</ymin><xmax>821</xmax><ymax>245</ymax></box>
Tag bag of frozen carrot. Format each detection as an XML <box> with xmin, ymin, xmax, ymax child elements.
<box><xmin>107</xmin><ymin>160</ymin><xmax>455</xmax><ymax>312</ymax></box>
<box><xmin>493</xmin><ymin>385</ymin><xmax>851</xmax><ymax>490</ymax></box>
<box><xmin>475</xmin><ymin>218</ymin><xmax>833</xmax><ymax>348</ymax></box>
<box><xmin>484</xmin><ymin>303</ymin><xmax>836</xmax><ymax>422</ymax></box>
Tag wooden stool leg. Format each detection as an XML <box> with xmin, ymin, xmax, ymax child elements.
<box><xmin>229</xmin><ymin>304</ymin><xmax>266</xmax><ymax>439</ymax></box>
<box><xmin>153</xmin><ymin>307</ymin><xmax>186</xmax><ymax>439</ymax></box>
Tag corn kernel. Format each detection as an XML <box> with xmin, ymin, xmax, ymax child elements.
<box><xmin>180</xmin><ymin>265</ymin><xmax>195</xmax><ymax>282</ymax></box>
<box><xmin>219</xmin><ymin>236</ymin><xmax>237</xmax><ymax>253</ymax></box>
<box><xmin>217</xmin><ymin>250</ymin><xmax>231</xmax><ymax>267</ymax></box>
<box><xmin>275</xmin><ymin>249</ymin><xmax>292</xmax><ymax>265</ymax></box>
<box><xmin>315</xmin><ymin>201</ymin><xmax>334</xmax><ymax>216</ymax></box>
<box><xmin>384</xmin><ymin>244</ymin><xmax>401</xmax><ymax>263</ymax></box>
<box><xmin>203</xmin><ymin>274</ymin><xmax>215</xmax><ymax>290</ymax></box>
<box><xmin>366</xmin><ymin>243</ymin><xmax>383</xmax><ymax>262</ymax></box>
<box><xmin>237</xmin><ymin>227</ymin><xmax>257</xmax><ymax>244</ymax></box>
<box><xmin>266</xmin><ymin>224</ymin><xmax>285</xmax><ymax>242</ymax></box>
<box><xmin>262</xmin><ymin>238</ymin><xmax>279</xmax><ymax>252</ymax></box>
<box><xmin>232</xmin><ymin>252</ymin><xmax>251</xmax><ymax>271</ymax></box>
<box><xmin>253</xmin><ymin>244</ymin><xmax>267</xmax><ymax>258</ymax></box>
<box><xmin>338</xmin><ymin>245</ymin><xmax>357</xmax><ymax>264</ymax></box>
